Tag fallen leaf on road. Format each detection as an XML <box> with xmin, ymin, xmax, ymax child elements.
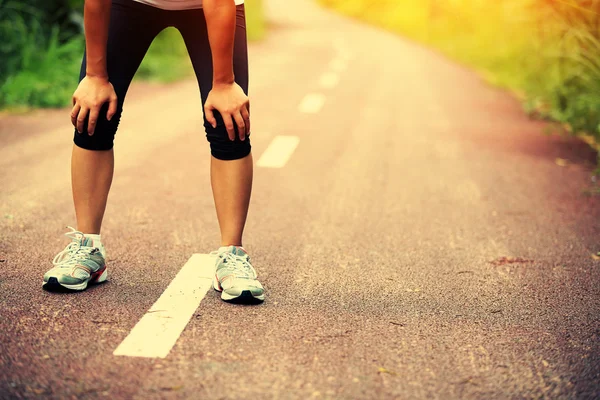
<box><xmin>555</xmin><ymin>158</ymin><xmax>569</xmax><ymax>167</ymax></box>
<box><xmin>592</xmin><ymin>253</ymin><xmax>600</xmax><ymax>261</ymax></box>
<box><xmin>454</xmin><ymin>376</ymin><xmax>479</xmax><ymax>386</ymax></box>
<box><xmin>489</xmin><ymin>257</ymin><xmax>533</xmax><ymax>266</ymax></box>
<box><xmin>160</xmin><ymin>386</ymin><xmax>183</xmax><ymax>391</ymax></box>
<box><xmin>377</xmin><ymin>367</ymin><xmax>398</xmax><ymax>376</ymax></box>
<box><xmin>26</xmin><ymin>386</ymin><xmax>47</xmax><ymax>395</ymax></box>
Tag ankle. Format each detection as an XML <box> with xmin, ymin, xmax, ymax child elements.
<box><xmin>220</xmin><ymin>241</ymin><xmax>242</xmax><ymax>247</ymax></box>
<box><xmin>83</xmin><ymin>233</ymin><xmax>105</xmax><ymax>254</ymax></box>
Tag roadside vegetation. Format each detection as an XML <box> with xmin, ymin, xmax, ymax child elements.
<box><xmin>319</xmin><ymin>0</ymin><xmax>600</xmax><ymax>163</ymax></box>
<box><xmin>0</xmin><ymin>0</ymin><xmax>266</xmax><ymax>110</ymax></box>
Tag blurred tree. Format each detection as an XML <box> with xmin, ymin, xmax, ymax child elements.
<box><xmin>0</xmin><ymin>0</ymin><xmax>83</xmax><ymax>93</ymax></box>
<box><xmin>29</xmin><ymin>0</ymin><xmax>83</xmax><ymax>38</ymax></box>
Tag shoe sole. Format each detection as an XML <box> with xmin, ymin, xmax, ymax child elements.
<box><xmin>43</xmin><ymin>268</ymin><xmax>108</xmax><ymax>292</ymax></box>
<box><xmin>213</xmin><ymin>276</ymin><xmax>265</xmax><ymax>304</ymax></box>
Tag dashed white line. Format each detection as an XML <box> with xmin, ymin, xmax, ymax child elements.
<box><xmin>298</xmin><ymin>93</ymin><xmax>326</xmax><ymax>114</ymax></box>
<box><xmin>256</xmin><ymin>135</ymin><xmax>300</xmax><ymax>168</ymax></box>
<box><xmin>319</xmin><ymin>72</ymin><xmax>340</xmax><ymax>89</ymax></box>
<box><xmin>113</xmin><ymin>254</ymin><xmax>215</xmax><ymax>359</ymax></box>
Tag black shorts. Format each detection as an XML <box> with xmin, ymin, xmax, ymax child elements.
<box><xmin>74</xmin><ymin>0</ymin><xmax>251</xmax><ymax>160</ymax></box>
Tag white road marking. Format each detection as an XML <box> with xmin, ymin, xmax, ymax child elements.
<box><xmin>256</xmin><ymin>136</ymin><xmax>300</xmax><ymax>168</ymax></box>
<box><xmin>113</xmin><ymin>253</ymin><xmax>215</xmax><ymax>359</ymax></box>
<box><xmin>298</xmin><ymin>93</ymin><xmax>326</xmax><ymax>114</ymax></box>
<box><xmin>319</xmin><ymin>72</ymin><xmax>340</xmax><ymax>89</ymax></box>
<box><xmin>329</xmin><ymin>58</ymin><xmax>347</xmax><ymax>72</ymax></box>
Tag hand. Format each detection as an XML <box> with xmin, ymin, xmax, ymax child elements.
<box><xmin>71</xmin><ymin>75</ymin><xmax>118</xmax><ymax>135</ymax></box>
<box><xmin>204</xmin><ymin>82</ymin><xmax>250</xmax><ymax>141</ymax></box>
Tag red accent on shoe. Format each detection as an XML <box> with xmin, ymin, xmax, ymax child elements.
<box><xmin>90</xmin><ymin>265</ymin><xmax>106</xmax><ymax>282</ymax></box>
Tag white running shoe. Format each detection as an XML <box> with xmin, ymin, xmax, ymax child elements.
<box><xmin>212</xmin><ymin>246</ymin><xmax>264</xmax><ymax>303</ymax></box>
<box><xmin>43</xmin><ymin>227</ymin><xmax>107</xmax><ymax>291</ymax></box>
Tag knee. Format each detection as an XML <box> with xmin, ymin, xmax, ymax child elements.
<box><xmin>205</xmin><ymin>122</ymin><xmax>251</xmax><ymax>160</ymax></box>
<box><xmin>73</xmin><ymin>104</ymin><xmax>121</xmax><ymax>151</ymax></box>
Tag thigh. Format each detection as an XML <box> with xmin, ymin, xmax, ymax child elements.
<box><xmin>175</xmin><ymin>4</ymin><xmax>251</xmax><ymax>160</ymax></box>
<box><xmin>74</xmin><ymin>0</ymin><xmax>166</xmax><ymax>148</ymax></box>
<box><xmin>81</xmin><ymin>0</ymin><xmax>165</xmax><ymax>96</ymax></box>
<box><xmin>176</xmin><ymin>4</ymin><xmax>249</xmax><ymax>104</ymax></box>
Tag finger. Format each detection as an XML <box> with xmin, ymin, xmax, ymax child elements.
<box><xmin>224</xmin><ymin>114</ymin><xmax>236</xmax><ymax>141</ymax></box>
<box><xmin>76</xmin><ymin>106</ymin><xmax>89</xmax><ymax>134</ymax></box>
<box><xmin>241</xmin><ymin>105</ymin><xmax>250</xmax><ymax>136</ymax></box>
<box><xmin>233</xmin><ymin>112</ymin><xmax>246</xmax><ymax>141</ymax></box>
<box><xmin>87</xmin><ymin>106</ymin><xmax>100</xmax><ymax>135</ymax></box>
<box><xmin>204</xmin><ymin>105</ymin><xmax>217</xmax><ymax>129</ymax></box>
<box><xmin>71</xmin><ymin>104</ymin><xmax>81</xmax><ymax>129</ymax></box>
<box><xmin>107</xmin><ymin>96</ymin><xmax>118</xmax><ymax>121</ymax></box>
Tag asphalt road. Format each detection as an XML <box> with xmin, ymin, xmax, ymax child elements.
<box><xmin>1</xmin><ymin>0</ymin><xmax>599</xmax><ymax>398</ymax></box>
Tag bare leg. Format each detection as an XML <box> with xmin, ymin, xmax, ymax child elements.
<box><xmin>71</xmin><ymin>144</ymin><xmax>114</xmax><ymax>234</ymax></box>
<box><xmin>210</xmin><ymin>153</ymin><xmax>253</xmax><ymax>247</ymax></box>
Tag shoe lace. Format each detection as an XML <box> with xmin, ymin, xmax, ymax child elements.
<box><xmin>212</xmin><ymin>250</ymin><xmax>257</xmax><ymax>279</ymax></box>
<box><xmin>52</xmin><ymin>226</ymin><xmax>95</xmax><ymax>268</ymax></box>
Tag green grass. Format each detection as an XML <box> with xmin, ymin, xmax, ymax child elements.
<box><xmin>0</xmin><ymin>1</ymin><xmax>83</xmax><ymax>109</ymax></box>
<box><xmin>0</xmin><ymin>33</ymin><xmax>83</xmax><ymax>108</ymax></box>
<box><xmin>0</xmin><ymin>0</ymin><xmax>266</xmax><ymax>108</ymax></box>
<box><xmin>245</xmin><ymin>0</ymin><xmax>266</xmax><ymax>42</ymax></box>
<box><xmin>135</xmin><ymin>28</ymin><xmax>193</xmax><ymax>83</ymax></box>
<box><xmin>319</xmin><ymin>0</ymin><xmax>600</xmax><ymax>157</ymax></box>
